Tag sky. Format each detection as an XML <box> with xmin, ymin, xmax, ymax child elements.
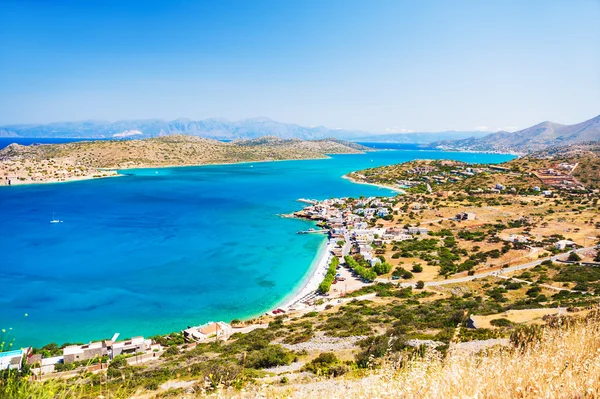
<box><xmin>0</xmin><ymin>0</ymin><xmax>599</xmax><ymax>133</ymax></box>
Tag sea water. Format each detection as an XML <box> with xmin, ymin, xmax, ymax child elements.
<box><xmin>0</xmin><ymin>149</ymin><xmax>513</xmax><ymax>347</ymax></box>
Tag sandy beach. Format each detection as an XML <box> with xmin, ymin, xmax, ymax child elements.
<box><xmin>342</xmin><ymin>174</ymin><xmax>406</xmax><ymax>194</ymax></box>
<box><xmin>274</xmin><ymin>173</ymin><xmax>402</xmax><ymax>313</ymax></box>
<box><xmin>277</xmin><ymin>239</ymin><xmax>333</xmax><ymax>312</ymax></box>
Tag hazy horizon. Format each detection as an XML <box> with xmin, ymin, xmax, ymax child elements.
<box><xmin>1</xmin><ymin>0</ymin><xmax>599</xmax><ymax>133</ymax></box>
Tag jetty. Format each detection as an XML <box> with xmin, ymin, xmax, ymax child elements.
<box><xmin>297</xmin><ymin>198</ymin><xmax>318</xmax><ymax>205</ymax></box>
<box><xmin>297</xmin><ymin>229</ymin><xmax>328</xmax><ymax>235</ymax></box>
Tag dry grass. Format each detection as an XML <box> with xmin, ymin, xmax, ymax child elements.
<box><xmin>222</xmin><ymin>313</ymin><xmax>600</xmax><ymax>399</ymax></box>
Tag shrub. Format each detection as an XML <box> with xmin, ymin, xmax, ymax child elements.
<box><xmin>245</xmin><ymin>345</ymin><xmax>294</xmax><ymax>369</ymax></box>
<box><xmin>303</xmin><ymin>352</ymin><xmax>347</xmax><ymax>376</ymax></box>
<box><xmin>412</xmin><ymin>264</ymin><xmax>423</xmax><ymax>273</ymax></box>
<box><xmin>490</xmin><ymin>318</ymin><xmax>513</xmax><ymax>327</ymax></box>
<box><xmin>415</xmin><ymin>280</ymin><xmax>425</xmax><ymax>289</ymax></box>
<box><xmin>374</xmin><ymin>262</ymin><xmax>392</xmax><ymax>275</ymax></box>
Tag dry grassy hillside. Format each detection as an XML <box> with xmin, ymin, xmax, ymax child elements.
<box><xmin>0</xmin><ymin>135</ymin><xmax>368</xmax><ymax>185</ymax></box>
<box><xmin>511</xmin><ymin>142</ymin><xmax>600</xmax><ymax>190</ymax></box>
<box><xmin>253</xmin><ymin>313</ymin><xmax>600</xmax><ymax>399</ymax></box>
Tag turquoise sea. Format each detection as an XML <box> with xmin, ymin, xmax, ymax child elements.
<box><xmin>0</xmin><ymin>149</ymin><xmax>514</xmax><ymax>347</ymax></box>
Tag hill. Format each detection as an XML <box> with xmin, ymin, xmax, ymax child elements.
<box><xmin>0</xmin><ymin>119</ymin><xmax>511</xmax><ymax>144</ymax></box>
<box><xmin>0</xmin><ymin>135</ymin><xmax>369</xmax><ymax>185</ymax></box>
<box><xmin>433</xmin><ymin>114</ymin><xmax>600</xmax><ymax>154</ymax></box>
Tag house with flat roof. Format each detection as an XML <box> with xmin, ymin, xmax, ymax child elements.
<box><xmin>183</xmin><ymin>321</ymin><xmax>232</xmax><ymax>342</ymax></box>
<box><xmin>456</xmin><ymin>212</ymin><xmax>476</xmax><ymax>221</ymax></box>
<box><xmin>555</xmin><ymin>240</ymin><xmax>576</xmax><ymax>250</ymax></box>
<box><xmin>0</xmin><ymin>349</ymin><xmax>26</xmax><ymax>370</ymax></box>
<box><xmin>63</xmin><ymin>341</ymin><xmax>107</xmax><ymax>364</ymax></box>
<box><xmin>109</xmin><ymin>336</ymin><xmax>152</xmax><ymax>358</ymax></box>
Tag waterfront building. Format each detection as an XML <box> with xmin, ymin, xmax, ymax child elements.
<box><xmin>183</xmin><ymin>321</ymin><xmax>232</xmax><ymax>342</ymax></box>
<box><xmin>63</xmin><ymin>341</ymin><xmax>107</xmax><ymax>364</ymax></box>
<box><xmin>109</xmin><ymin>336</ymin><xmax>152</xmax><ymax>358</ymax></box>
<box><xmin>0</xmin><ymin>349</ymin><xmax>26</xmax><ymax>370</ymax></box>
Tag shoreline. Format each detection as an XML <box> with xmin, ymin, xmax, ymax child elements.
<box><xmin>341</xmin><ymin>174</ymin><xmax>406</xmax><ymax>194</ymax></box>
<box><xmin>276</xmin><ymin>238</ymin><xmax>332</xmax><ymax>312</ymax></box>
<box><xmin>5</xmin><ymin>148</ymin><xmax>510</xmax><ymax>349</ymax></box>
<box><xmin>0</xmin><ymin>155</ymin><xmax>341</xmax><ymax>188</ymax></box>
<box><xmin>0</xmin><ymin>170</ymin><xmax>122</xmax><ymax>187</ymax></box>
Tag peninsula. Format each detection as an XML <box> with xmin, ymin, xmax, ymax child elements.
<box><xmin>0</xmin><ymin>135</ymin><xmax>370</xmax><ymax>185</ymax></box>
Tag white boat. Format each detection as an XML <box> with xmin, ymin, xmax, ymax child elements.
<box><xmin>50</xmin><ymin>213</ymin><xmax>63</xmax><ymax>224</ymax></box>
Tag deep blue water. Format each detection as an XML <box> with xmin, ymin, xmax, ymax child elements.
<box><xmin>0</xmin><ymin>150</ymin><xmax>514</xmax><ymax>347</ymax></box>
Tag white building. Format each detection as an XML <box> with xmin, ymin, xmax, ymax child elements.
<box><xmin>508</xmin><ymin>234</ymin><xmax>529</xmax><ymax>243</ymax></box>
<box><xmin>183</xmin><ymin>321</ymin><xmax>232</xmax><ymax>342</ymax></box>
<box><xmin>0</xmin><ymin>349</ymin><xmax>26</xmax><ymax>370</ymax></box>
<box><xmin>354</xmin><ymin>222</ymin><xmax>368</xmax><ymax>230</ymax></box>
<box><xmin>555</xmin><ymin>240</ymin><xmax>576</xmax><ymax>250</ymax></box>
<box><xmin>370</xmin><ymin>258</ymin><xmax>382</xmax><ymax>267</ymax></box>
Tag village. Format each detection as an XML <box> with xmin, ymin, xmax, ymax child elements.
<box><xmin>0</xmin><ymin>321</ymin><xmax>245</xmax><ymax>377</ymax></box>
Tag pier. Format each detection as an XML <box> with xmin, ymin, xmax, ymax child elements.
<box><xmin>297</xmin><ymin>229</ymin><xmax>328</xmax><ymax>235</ymax></box>
<box><xmin>297</xmin><ymin>198</ymin><xmax>318</xmax><ymax>205</ymax></box>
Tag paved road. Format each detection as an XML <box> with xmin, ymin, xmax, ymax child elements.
<box><xmin>394</xmin><ymin>246</ymin><xmax>597</xmax><ymax>288</ymax></box>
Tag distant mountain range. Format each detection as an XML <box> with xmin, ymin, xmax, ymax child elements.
<box><xmin>0</xmin><ymin>118</ymin><xmax>367</xmax><ymax>140</ymax></box>
<box><xmin>354</xmin><ymin>131</ymin><xmax>490</xmax><ymax>143</ymax></box>
<box><xmin>6</xmin><ymin>115</ymin><xmax>597</xmax><ymax>152</ymax></box>
<box><xmin>0</xmin><ymin>118</ymin><xmax>488</xmax><ymax>144</ymax></box>
<box><xmin>432</xmin><ymin>114</ymin><xmax>600</xmax><ymax>154</ymax></box>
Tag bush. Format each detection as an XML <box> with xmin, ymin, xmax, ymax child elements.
<box><xmin>415</xmin><ymin>280</ymin><xmax>425</xmax><ymax>289</ymax></box>
<box><xmin>245</xmin><ymin>345</ymin><xmax>294</xmax><ymax>369</ymax></box>
<box><xmin>107</xmin><ymin>355</ymin><xmax>128</xmax><ymax>378</ymax></box>
<box><xmin>393</xmin><ymin>267</ymin><xmax>414</xmax><ymax>280</ymax></box>
<box><xmin>490</xmin><ymin>318</ymin><xmax>513</xmax><ymax>327</ymax></box>
<box><xmin>526</xmin><ymin>286</ymin><xmax>542</xmax><ymax>297</ymax></box>
<box><xmin>412</xmin><ymin>264</ymin><xmax>423</xmax><ymax>273</ymax></box>
<box><xmin>373</xmin><ymin>262</ymin><xmax>392</xmax><ymax>275</ymax></box>
<box><xmin>568</xmin><ymin>252</ymin><xmax>582</xmax><ymax>262</ymax></box>
<box><xmin>303</xmin><ymin>352</ymin><xmax>347</xmax><ymax>376</ymax></box>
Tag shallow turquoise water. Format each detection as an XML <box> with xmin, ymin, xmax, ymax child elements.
<box><xmin>0</xmin><ymin>150</ymin><xmax>513</xmax><ymax>347</ymax></box>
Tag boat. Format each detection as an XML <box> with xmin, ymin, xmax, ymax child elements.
<box><xmin>50</xmin><ymin>213</ymin><xmax>63</xmax><ymax>224</ymax></box>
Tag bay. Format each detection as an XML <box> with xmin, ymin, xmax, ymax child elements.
<box><xmin>0</xmin><ymin>149</ymin><xmax>513</xmax><ymax>347</ymax></box>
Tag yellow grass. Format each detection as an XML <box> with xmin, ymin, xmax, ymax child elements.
<box><xmin>471</xmin><ymin>308</ymin><xmax>564</xmax><ymax>328</ymax></box>
<box><xmin>240</xmin><ymin>313</ymin><xmax>600</xmax><ymax>399</ymax></box>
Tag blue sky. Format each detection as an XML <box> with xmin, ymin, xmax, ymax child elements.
<box><xmin>0</xmin><ymin>0</ymin><xmax>599</xmax><ymax>132</ymax></box>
